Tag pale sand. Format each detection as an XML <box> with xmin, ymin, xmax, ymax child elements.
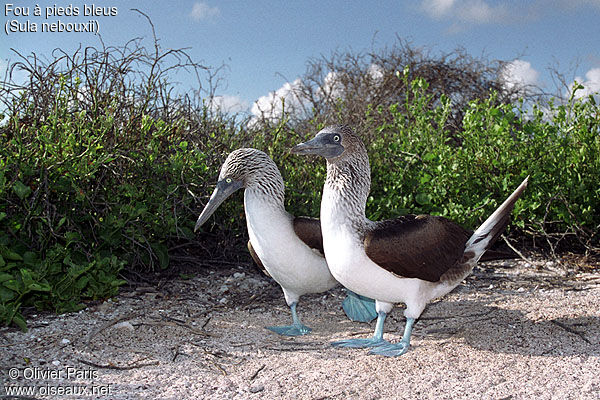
<box><xmin>1</xmin><ymin>260</ymin><xmax>598</xmax><ymax>399</ymax></box>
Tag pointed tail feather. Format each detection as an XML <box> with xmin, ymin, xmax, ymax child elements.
<box><xmin>465</xmin><ymin>176</ymin><xmax>529</xmax><ymax>262</ymax></box>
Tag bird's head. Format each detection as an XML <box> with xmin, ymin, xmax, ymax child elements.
<box><xmin>290</xmin><ymin>125</ymin><xmax>364</xmax><ymax>162</ymax></box>
<box><xmin>194</xmin><ymin>148</ymin><xmax>276</xmax><ymax>232</ymax></box>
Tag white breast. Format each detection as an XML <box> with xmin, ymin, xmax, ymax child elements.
<box><xmin>244</xmin><ymin>189</ymin><xmax>337</xmax><ymax>300</ymax></box>
<box><xmin>320</xmin><ymin>186</ymin><xmax>454</xmax><ymax>318</ymax></box>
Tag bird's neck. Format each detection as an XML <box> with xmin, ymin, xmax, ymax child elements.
<box><xmin>243</xmin><ymin>170</ymin><xmax>288</xmax><ymax>223</ymax></box>
<box><xmin>244</xmin><ymin>184</ymin><xmax>291</xmax><ymax>248</ymax></box>
<box><xmin>322</xmin><ymin>153</ymin><xmax>371</xmax><ymax>231</ymax></box>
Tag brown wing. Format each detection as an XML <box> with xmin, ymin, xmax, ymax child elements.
<box><xmin>292</xmin><ymin>216</ymin><xmax>324</xmax><ymax>255</ymax></box>
<box><xmin>247</xmin><ymin>241</ymin><xmax>271</xmax><ymax>277</ymax></box>
<box><xmin>364</xmin><ymin>215</ymin><xmax>471</xmax><ymax>282</ymax></box>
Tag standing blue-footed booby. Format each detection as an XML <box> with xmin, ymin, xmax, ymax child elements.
<box><xmin>194</xmin><ymin>148</ymin><xmax>377</xmax><ymax>336</ymax></box>
<box><xmin>291</xmin><ymin>125</ymin><xmax>528</xmax><ymax>355</ymax></box>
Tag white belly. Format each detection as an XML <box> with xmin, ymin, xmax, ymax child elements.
<box><xmin>321</xmin><ymin>189</ymin><xmax>453</xmax><ymax>318</ymax></box>
<box><xmin>323</xmin><ymin>229</ymin><xmax>418</xmax><ymax>303</ymax></box>
<box><xmin>244</xmin><ymin>191</ymin><xmax>337</xmax><ymax>301</ymax></box>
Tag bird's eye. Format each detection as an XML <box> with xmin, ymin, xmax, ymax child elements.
<box><xmin>333</xmin><ymin>135</ymin><xmax>340</xmax><ymax>142</ymax></box>
<box><xmin>225</xmin><ymin>178</ymin><xmax>232</xmax><ymax>183</ymax></box>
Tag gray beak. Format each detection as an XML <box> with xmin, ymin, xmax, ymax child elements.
<box><xmin>194</xmin><ymin>179</ymin><xmax>244</xmax><ymax>232</ymax></box>
<box><xmin>290</xmin><ymin>135</ymin><xmax>344</xmax><ymax>158</ymax></box>
<box><xmin>290</xmin><ymin>136</ymin><xmax>325</xmax><ymax>155</ymax></box>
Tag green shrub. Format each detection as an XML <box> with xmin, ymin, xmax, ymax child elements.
<box><xmin>1</xmin><ymin>44</ymin><xmax>598</xmax><ymax>331</ymax></box>
<box><xmin>361</xmin><ymin>74</ymin><xmax>599</xmax><ymax>252</ymax></box>
<box><xmin>0</xmin><ymin>42</ymin><xmax>238</xmax><ymax>329</ymax></box>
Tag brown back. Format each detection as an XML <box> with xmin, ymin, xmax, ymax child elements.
<box><xmin>293</xmin><ymin>216</ymin><xmax>325</xmax><ymax>256</ymax></box>
<box><xmin>364</xmin><ymin>215</ymin><xmax>471</xmax><ymax>282</ymax></box>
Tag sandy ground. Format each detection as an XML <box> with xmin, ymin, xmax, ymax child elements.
<box><xmin>1</xmin><ymin>259</ymin><xmax>599</xmax><ymax>400</ymax></box>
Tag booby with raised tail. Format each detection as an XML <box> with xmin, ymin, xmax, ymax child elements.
<box><xmin>195</xmin><ymin>148</ymin><xmax>377</xmax><ymax>336</ymax></box>
<box><xmin>291</xmin><ymin>125</ymin><xmax>528</xmax><ymax>355</ymax></box>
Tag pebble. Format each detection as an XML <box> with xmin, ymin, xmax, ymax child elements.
<box><xmin>249</xmin><ymin>385</ymin><xmax>264</xmax><ymax>393</ymax></box>
<box><xmin>52</xmin><ymin>360</ymin><xmax>60</xmax><ymax>366</ymax></box>
<box><xmin>113</xmin><ymin>321</ymin><xmax>135</xmax><ymax>332</ymax></box>
<box><xmin>96</xmin><ymin>301</ymin><xmax>113</xmax><ymax>313</ymax></box>
<box><xmin>233</xmin><ymin>272</ymin><xmax>246</xmax><ymax>279</ymax></box>
<box><xmin>61</xmin><ymin>338</ymin><xmax>70</xmax><ymax>345</ymax></box>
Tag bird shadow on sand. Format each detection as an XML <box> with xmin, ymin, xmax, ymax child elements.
<box><xmin>402</xmin><ymin>298</ymin><xmax>600</xmax><ymax>357</ymax></box>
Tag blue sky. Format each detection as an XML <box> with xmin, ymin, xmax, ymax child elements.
<box><xmin>2</xmin><ymin>1</ymin><xmax>600</xmax><ymax>116</ymax></box>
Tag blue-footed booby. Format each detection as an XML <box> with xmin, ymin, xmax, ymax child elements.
<box><xmin>291</xmin><ymin>125</ymin><xmax>528</xmax><ymax>355</ymax></box>
<box><xmin>194</xmin><ymin>148</ymin><xmax>377</xmax><ymax>336</ymax></box>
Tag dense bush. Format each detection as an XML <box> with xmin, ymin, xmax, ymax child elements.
<box><xmin>279</xmin><ymin>70</ymin><xmax>599</xmax><ymax>256</ymax></box>
<box><xmin>364</xmin><ymin>72</ymin><xmax>599</xmax><ymax>253</ymax></box>
<box><xmin>251</xmin><ymin>40</ymin><xmax>541</xmax><ymax>135</ymax></box>
<box><xmin>1</xmin><ymin>40</ymin><xmax>598</xmax><ymax>330</ymax></box>
<box><xmin>0</xmin><ymin>39</ymin><xmax>240</xmax><ymax>329</ymax></box>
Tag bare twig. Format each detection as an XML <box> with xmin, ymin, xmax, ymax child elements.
<box><xmin>550</xmin><ymin>319</ymin><xmax>591</xmax><ymax>344</ymax></box>
<box><xmin>501</xmin><ymin>234</ymin><xmax>536</xmax><ymax>265</ymax></box>
<box><xmin>249</xmin><ymin>364</ymin><xmax>266</xmax><ymax>381</ymax></box>
<box><xmin>86</xmin><ymin>312</ymin><xmax>139</xmax><ymax>347</ymax></box>
<box><xmin>136</xmin><ymin>319</ymin><xmax>219</xmax><ymax>337</ymax></box>
<box><xmin>210</xmin><ymin>359</ymin><xmax>228</xmax><ymax>375</ymax></box>
<box><xmin>201</xmin><ymin>316</ymin><xmax>212</xmax><ymax>330</ymax></box>
<box><xmin>77</xmin><ymin>358</ymin><xmax>159</xmax><ymax>370</ymax></box>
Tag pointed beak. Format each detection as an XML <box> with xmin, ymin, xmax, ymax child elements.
<box><xmin>290</xmin><ymin>135</ymin><xmax>343</xmax><ymax>158</ymax></box>
<box><xmin>290</xmin><ymin>137</ymin><xmax>324</xmax><ymax>155</ymax></box>
<box><xmin>194</xmin><ymin>179</ymin><xmax>244</xmax><ymax>232</ymax></box>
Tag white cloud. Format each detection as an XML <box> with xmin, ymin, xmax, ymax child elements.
<box><xmin>501</xmin><ymin>60</ymin><xmax>540</xmax><ymax>91</ymax></box>
<box><xmin>460</xmin><ymin>1</ymin><xmax>496</xmax><ymax>23</ymax></box>
<box><xmin>318</xmin><ymin>64</ymin><xmax>384</xmax><ymax>101</ymax></box>
<box><xmin>209</xmin><ymin>95</ymin><xmax>249</xmax><ymax>114</ymax></box>
<box><xmin>249</xmin><ymin>63</ymin><xmax>390</xmax><ymax>127</ymax></box>
<box><xmin>570</xmin><ymin>67</ymin><xmax>600</xmax><ymax>99</ymax></box>
<box><xmin>249</xmin><ymin>79</ymin><xmax>305</xmax><ymax>126</ymax></box>
<box><xmin>319</xmin><ymin>71</ymin><xmax>344</xmax><ymax>100</ymax></box>
<box><xmin>422</xmin><ymin>0</ymin><xmax>600</xmax><ymax>28</ymax></box>
<box><xmin>421</xmin><ymin>0</ymin><xmax>456</xmax><ymax>18</ymax></box>
<box><xmin>190</xmin><ymin>2</ymin><xmax>220</xmax><ymax>21</ymax></box>
<box><xmin>367</xmin><ymin>64</ymin><xmax>385</xmax><ymax>82</ymax></box>
<box><xmin>420</xmin><ymin>0</ymin><xmax>513</xmax><ymax>26</ymax></box>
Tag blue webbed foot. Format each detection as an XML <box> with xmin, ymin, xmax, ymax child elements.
<box><xmin>368</xmin><ymin>340</ymin><xmax>410</xmax><ymax>357</ymax></box>
<box><xmin>331</xmin><ymin>337</ymin><xmax>389</xmax><ymax>349</ymax></box>
<box><xmin>342</xmin><ymin>291</ymin><xmax>377</xmax><ymax>323</ymax></box>
<box><xmin>266</xmin><ymin>323</ymin><xmax>312</xmax><ymax>336</ymax></box>
<box><xmin>368</xmin><ymin>317</ymin><xmax>416</xmax><ymax>357</ymax></box>
<box><xmin>332</xmin><ymin>311</ymin><xmax>389</xmax><ymax>348</ymax></box>
<box><xmin>266</xmin><ymin>302</ymin><xmax>311</xmax><ymax>336</ymax></box>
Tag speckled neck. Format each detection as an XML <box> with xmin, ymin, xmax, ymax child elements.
<box><xmin>323</xmin><ymin>147</ymin><xmax>371</xmax><ymax>232</ymax></box>
<box><xmin>244</xmin><ymin>168</ymin><xmax>286</xmax><ymax>212</ymax></box>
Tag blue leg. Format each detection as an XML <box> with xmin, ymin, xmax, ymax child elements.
<box><xmin>342</xmin><ymin>290</ymin><xmax>378</xmax><ymax>322</ymax></box>
<box><xmin>332</xmin><ymin>311</ymin><xmax>390</xmax><ymax>348</ymax></box>
<box><xmin>369</xmin><ymin>317</ymin><xmax>415</xmax><ymax>357</ymax></box>
<box><xmin>266</xmin><ymin>302</ymin><xmax>312</xmax><ymax>336</ymax></box>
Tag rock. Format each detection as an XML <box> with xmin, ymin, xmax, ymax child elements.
<box><xmin>113</xmin><ymin>321</ymin><xmax>135</xmax><ymax>332</ymax></box>
<box><xmin>249</xmin><ymin>384</ymin><xmax>264</xmax><ymax>393</ymax></box>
